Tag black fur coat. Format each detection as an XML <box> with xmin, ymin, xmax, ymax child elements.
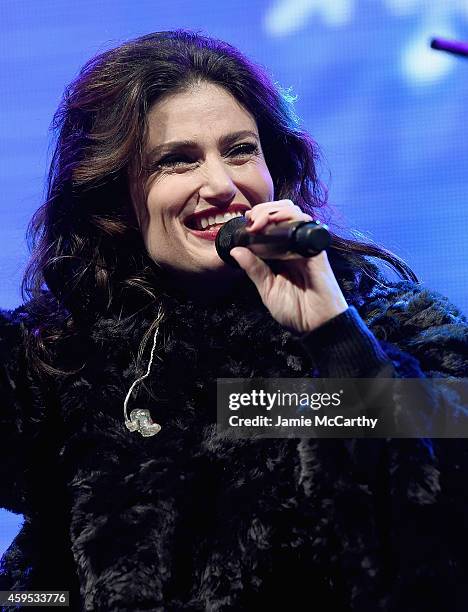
<box><xmin>0</xmin><ymin>255</ymin><xmax>467</xmax><ymax>611</ymax></box>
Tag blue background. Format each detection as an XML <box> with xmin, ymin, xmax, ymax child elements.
<box><xmin>1</xmin><ymin>0</ymin><xmax>467</xmax><ymax>556</ymax></box>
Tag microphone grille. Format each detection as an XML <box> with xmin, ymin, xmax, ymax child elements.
<box><xmin>215</xmin><ymin>216</ymin><xmax>247</xmax><ymax>266</ymax></box>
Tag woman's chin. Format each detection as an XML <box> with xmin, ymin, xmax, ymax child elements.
<box><xmin>192</xmin><ymin>250</ymin><xmax>241</xmax><ymax>275</ymax></box>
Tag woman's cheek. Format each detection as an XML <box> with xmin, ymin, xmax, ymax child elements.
<box><xmin>152</xmin><ymin>176</ymin><xmax>194</xmax><ymax>217</ymax></box>
<box><xmin>247</xmin><ymin>161</ymin><xmax>274</xmax><ymax>202</ymax></box>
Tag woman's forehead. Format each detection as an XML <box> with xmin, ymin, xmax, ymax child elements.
<box><xmin>146</xmin><ymin>83</ymin><xmax>259</xmax><ymax>145</ymax></box>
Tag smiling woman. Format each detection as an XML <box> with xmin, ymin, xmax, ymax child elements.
<box><xmin>132</xmin><ymin>83</ymin><xmax>274</xmax><ymax>282</ymax></box>
<box><xmin>0</xmin><ymin>29</ymin><xmax>467</xmax><ymax>612</ymax></box>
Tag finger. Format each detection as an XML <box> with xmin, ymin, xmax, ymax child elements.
<box><xmin>264</xmin><ymin>209</ymin><xmax>312</xmax><ymax>223</ymax></box>
<box><xmin>229</xmin><ymin>247</ymin><xmax>273</xmax><ymax>292</ymax></box>
<box><xmin>247</xmin><ymin>199</ymin><xmax>295</xmax><ymax>214</ymax></box>
<box><xmin>247</xmin><ymin>207</ymin><xmax>312</xmax><ymax>232</ymax></box>
<box><xmin>245</xmin><ymin>200</ymin><xmax>292</xmax><ymax>225</ymax></box>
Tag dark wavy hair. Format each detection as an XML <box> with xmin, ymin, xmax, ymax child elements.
<box><xmin>21</xmin><ymin>30</ymin><xmax>418</xmax><ymax>377</ymax></box>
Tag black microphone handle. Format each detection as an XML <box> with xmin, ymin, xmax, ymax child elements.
<box><xmin>215</xmin><ymin>216</ymin><xmax>331</xmax><ymax>267</ymax></box>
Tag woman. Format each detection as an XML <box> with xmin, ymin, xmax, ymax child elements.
<box><xmin>1</xmin><ymin>30</ymin><xmax>467</xmax><ymax>611</ymax></box>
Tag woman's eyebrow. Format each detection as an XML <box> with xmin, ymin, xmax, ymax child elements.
<box><xmin>146</xmin><ymin>130</ymin><xmax>259</xmax><ymax>160</ymax></box>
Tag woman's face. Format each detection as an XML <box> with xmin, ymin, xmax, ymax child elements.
<box><xmin>132</xmin><ymin>82</ymin><xmax>274</xmax><ymax>280</ymax></box>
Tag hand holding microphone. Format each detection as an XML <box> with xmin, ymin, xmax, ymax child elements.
<box><xmin>216</xmin><ymin>200</ymin><xmax>348</xmax><ymax>334</ymax></box>
<box><xmin>215</xmin><ymin>212</ymin><xmax>331</xmax><ymax>267</ymax></box>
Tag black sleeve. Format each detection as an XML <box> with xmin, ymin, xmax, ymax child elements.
<box><xmin>298</xmin><ymin>306</ymin><xmax>396</xmax><ymax>378</ymax></box>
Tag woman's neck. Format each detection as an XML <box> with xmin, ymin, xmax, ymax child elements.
<box><xmin>160</xmin><ymin>268</ymin><xmax>255</xmax><ymax>305</ymax></box>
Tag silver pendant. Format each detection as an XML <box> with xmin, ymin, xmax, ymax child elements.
<box><xmin>125</xmin><ymin>408</ymin><xmax>161</xmax><ymax>437</ymax></box>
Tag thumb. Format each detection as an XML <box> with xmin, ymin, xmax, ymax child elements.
<box><xmin>229</xmin><ymin>247</ymin><xmax>272</xmax><ymax>290</ymax></box>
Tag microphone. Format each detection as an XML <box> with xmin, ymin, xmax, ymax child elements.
<box><xmin>215</xmin><ymin>215</ymin><xmax>331</xmax><ymax>267</ymax></box>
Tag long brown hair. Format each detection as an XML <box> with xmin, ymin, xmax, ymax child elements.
<box><xmin>21</xmin><ymin>30</ymin><xmax>418</xmax><ymax>377</ymax></box>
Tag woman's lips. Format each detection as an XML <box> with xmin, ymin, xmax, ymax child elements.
<box><xmin>187</xmin><ymin>225</ymin><xmax>223</xmax><ymax>241</ymax></box>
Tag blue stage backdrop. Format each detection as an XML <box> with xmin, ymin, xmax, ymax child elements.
<box><xmin>1</xmin><ymin>0</ymin><xmax>467</xmax><ymax>555</ymax></box>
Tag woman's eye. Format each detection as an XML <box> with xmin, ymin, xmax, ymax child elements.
<box><xmin>228</xmin><ymin>143</ymin><xmax>259</xmax><ymax>157</ymax></box>
<box><xmin>157</xmin><ymin>155</ymin><xmax>195</xmax><ymax>168</ymax></box>
<box><xmin>151</xmin><ymin>143</ymin><xmax>259</xmax><ymax>172</ymax></box>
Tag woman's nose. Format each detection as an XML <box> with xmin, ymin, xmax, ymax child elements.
<box><xmin>198</xmin><ymin>158</ymin><xmax>237</xmax><ymax>204</ymax></box>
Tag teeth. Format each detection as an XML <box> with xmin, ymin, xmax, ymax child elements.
<box><xmin>194</xmin><ymin>210</ymin><xmax>244</xmax><ymax>230</ymax></box>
